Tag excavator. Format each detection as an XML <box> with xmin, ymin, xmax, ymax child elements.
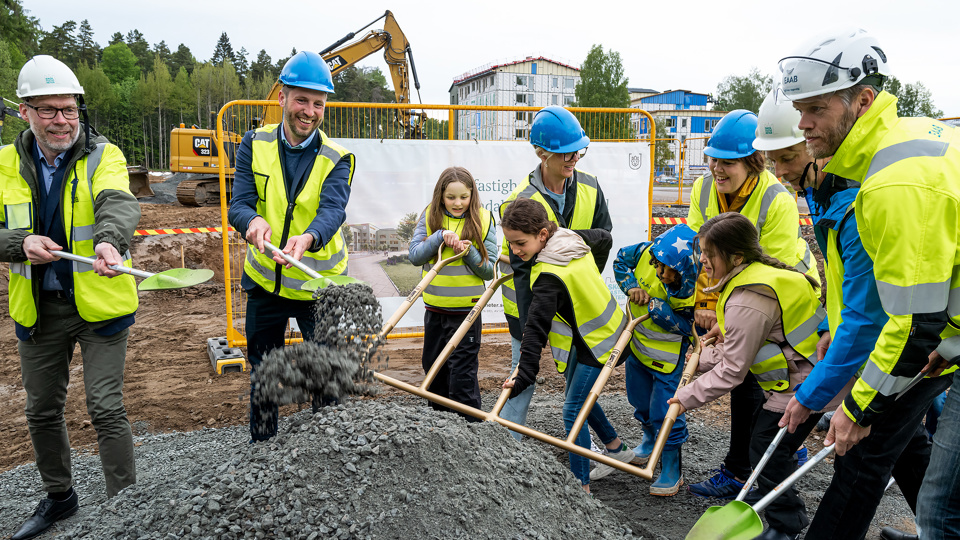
<box><xmin>172</xmin><ymin>10</ymin><xmax>424</xmax><ymax>206</ymax></box>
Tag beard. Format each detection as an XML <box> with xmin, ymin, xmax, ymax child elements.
<box><xmin>806</xmin><ymin>105</ymin><xmax>858</xmax><ymax>160</ymax></box>
<box><xmin>30</xmin><ymin>122</ymin><xmax>80</xmax><ymax>156</ymax></box>
<box><xmin>283</xmin><ymin>108</ymin><xmax>319</xmax><ymax>143</ymax></box>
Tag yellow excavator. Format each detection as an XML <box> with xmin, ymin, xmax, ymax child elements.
<box><xmin>172</xmin><ymin>10</ymin><xmax>423</xmax><ymax>206</ymax></box>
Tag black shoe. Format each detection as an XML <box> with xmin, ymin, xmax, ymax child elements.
<box><xmin>880</xmin><ymin>526</ymin><xmax>919</xmax><ymax>540</ymax></box>
<box><xmin>752</xmin><ymin>527</ymin><xmax>800</xmax><ymax>540</ymax></box>
<box><xmin>11</xmin><ymin>491</ymin><xmax>79</xmax><ymax>540</ymax></box>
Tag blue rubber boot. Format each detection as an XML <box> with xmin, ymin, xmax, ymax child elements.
<box><xmin>650</xmin><ymin>447</ymin><xmax>683</xmax><ymax>496</ymax></box>
<box><xmin>631</xmin><ymin>424</ymin><xmax>656</xmax><ymax>465</ymax></box>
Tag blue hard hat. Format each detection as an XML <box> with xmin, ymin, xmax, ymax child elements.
<box><xmin>279</xmin><ymin>51</ymin><xmax>335</xmax><ymax>94</ymax></box>
<box><xmin>530</xmin><ymin>106</ymin><xmax>590</xmax><ymax>153</ymax></box>
<box><xmin>703</xmin><ymin>110</ymin><xmax>758</xmax><ymax>159</ymax></box>
<box><xmin>650</xmin><ymin>224</ymin><xmax>698</xmax><ymax>299</ymax></box>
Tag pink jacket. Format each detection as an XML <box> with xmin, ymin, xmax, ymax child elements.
<box><xmin>675</xmin><ymin>264</ymin><xmax>853</xmax><ymax>414</ymax></box>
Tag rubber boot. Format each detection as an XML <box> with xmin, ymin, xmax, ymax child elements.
<box><xmin>631</xmin><ymin>423</ymin><xmax>656</xmax><ymax>465</ymax></box>
<box><xmin>650</xmin><ymin>447</ymin><xmax>683</xmax><ymax>496</ymax></box>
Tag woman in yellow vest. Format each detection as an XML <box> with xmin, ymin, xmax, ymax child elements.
<box><xmin>501</xmin><ymin>198</ymin><xmax>631</xmax><ymax>494</ymax></box>
<box><xmin>686</xmin><ymin>109</ymin><xmax>817</xmax><ymax>500</ymax></box>
<box><xmin>408</xmin><ymin>166</ymin><xmax>497</xmax><ymax>418</ymax></box>
<box><xmin>668</xmin><ymin>212</ymin><xmax>852</xmax><ymax>539</ymax></box>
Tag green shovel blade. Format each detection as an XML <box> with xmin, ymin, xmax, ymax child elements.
<box><xmin>301</xmin><ymin>275</ymin><xmax>363</xmax><ymax>291</ymax></box>
<box><xmin>685</xmin><ymin>500</ymin><xmax>763</xmax><ymax>540</ymax></box>
<box><xmin>139</xmin><ymin>268</ymin><xmax>215</xmax><ymax>291</ymax></box>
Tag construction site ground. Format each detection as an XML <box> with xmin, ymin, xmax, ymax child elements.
<box><xmin>0</xmin><ymin>199</ymin><xmax>915</xmax><ymax>539</ymax></box>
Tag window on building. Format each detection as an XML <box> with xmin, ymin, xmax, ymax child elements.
<box><xmin>552</xmin><ymin>94</ymin><xmax>558</xmax><ymax>105</ymax></box>
<box><xmin>563</xmin><ymin>95</ymin><xmax>575</xmax><ymax>105</ymax></box>
<box><xmin>552</xmin><ymin>77</ymin><xmax>559</xmax><ymax>89</ymax></box>
<box><xmin>516</xmin><ymin>129</ymin><xmax>527</xmax><ymax>139</ymax></box>
<box><xmin>565</xmin><ymin>77</ymin><xmax>575</xmax><ymax>90</ymax></box>
<box><xmin>516</xmin><ymin>94</ymin><xmax>526</xmax><ymax>104</ymax></box>
<box><xmin>516</xmin><ymin>111</ymin><xmax>525</xmax><ymax>121</ymax></box>
<box><xmin>664</xmin><ymin>118</ymin><xmax>675</xmax><ymax>128</ymax></box>
<box><xmin>532</xmin><ymin>62</ymin><xmax>537</xmax><ymax>74</ymax></box>
<box><xmin>705</xmin><ymin>119</ymin><xmax>719</xmax><ymax>132</ymax></box>
<box><xmin>681</xmin><ymin>118</ymin><xmax>688</xmax><ymax>128</ymax></box>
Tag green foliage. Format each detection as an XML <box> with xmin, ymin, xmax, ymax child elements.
<box><xmin>169</xmin><ymin>43</ymin><xmax>194</xmax><ymax>75</ymax></box>
<box><xmin>378</xmin><ymin>258</ymin><xmax>421</xmax><ymax>296</ymax></box>
<box><xmin>574</xmin><ymin>44</ymin><xmax>633</xmax><ymax>140</ymax></box>
<box><xmin>340</xmin><ymin>223</ymin><xmax>353</xmax><ymax>246</ymax></box>
<box><xmin>326</xmin><ymin>66</ymin><xmax>400</xmax><ymax>138</ymax></box>
<box><xmin>714</xmin><ymin>67</ymin><xmax>772</xmax><ymax>112</ymax></box>
<box><xmin>124</xmin><ymin>29</ymin><xmax>151</xmax><ymax>74</ymax></box>
<box><xmin>75</xmin><ymin>62</ymin><xmax>115</xmax><ymax>130</ymax></box>
<box><xmin>77</xmin><ymin>20</ymin><xmax>99</xmax><ymax>67</ymax></box>
<box><xmin>396</xmin><ymin>211</ymin><xmax>418</xmax><ymax>245</ymax></box>
<box><xmin>101</xmin><ymin>43</ymin><xmax>139</xmax><ymax>84</ymax></box>
<box><xmin>211</xmin><ymin>32</ymin><xmax>235</xmax><ymax>66</ymax></box>
<box><xmin>654</xmin><ymin>119</ymin><xmax>674</xmax><ymax>174</ymax></box>
<box><xmin>1</xmin><ymin>0</ymin><xmax>41</xmax><ymax>58</ymax></box>
<box><xmin>250</xmin><ymin>49</ymin><xmax>274</xmax><ymax>82</ymax></box>
<box><xmin>0</xmin><ymin>40</ymin><xmax>28</xmax><ymax>145</ymax></box>
<box><xmin>885</xmin><ymin>76</ymin><xmax>943</xmax><ymax>118</ymax></box>
<box><xmin>39</xmin><ymin>20</ymin><xmax>78</xmax><ymax>68</ymax></box>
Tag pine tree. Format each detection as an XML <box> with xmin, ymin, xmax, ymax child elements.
<box><xmin>124</xmin><ymin>29</ymin><xmax>151</xmax><ymax>74</ymax></box>
<box><xmin>234</xmin><ymin>46</ymin><xmax>248</xmax><ymax>85</ymax></box>
<box><xmin>1</xmin><ymin>0</ymin><xmax>41</xmax><ymax>58</ymax></box>
<box><xmin>39</xmin><ymin>20</ymin><xmax>79</xmax><ymax>68</ymax></box>
<box><xmin>250</xmin><ymin>49</ymin><xmax>274</xmax><ymax>82</ymax></box>
<box><xmin>152</xmin><ymin>40</ymin><xmax>171</xmax><ymax>66</ymax></box>
<box><xmin>211</xmin><ymin>32</ymin><xmax>234</xmax><ymax>66</ymax></box>
<box><xmin>108</xmin><ymin>32</ymin><xmax>124</xmax><ymax>46</ymax></box>
<box><xmin>170</xmin><ymin>43</ymin><xmax>195</xmax><ymax>75</ymax></box>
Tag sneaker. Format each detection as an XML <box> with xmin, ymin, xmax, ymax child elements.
<box><xmin>688</xmin><ymin>464</ymin><xmax>747</xmax><ymax>499</ymax></box>
<box><xmin>795</xmin><ymin>446</ymin><xmax>808</xmax><ymax>468</ymax></box>
<box><xmin>589</xmin><ymin>443</ymin><xmax>636</xmax><ymax>481</ymax></box>
<box><xmin>590</xmin><ymin>437</ymin><xmax>603</xmax><ymax>454</ymax></box>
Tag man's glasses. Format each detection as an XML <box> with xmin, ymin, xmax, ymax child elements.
<box><xmin>561</xmin><ymin>148</ymin><xmax>588</xmax><ymax>162</ymax></box>
<box><xmin>24</xmin><ymin>103</ymin><xmax>80</xmax><ymax>120</ymax></box>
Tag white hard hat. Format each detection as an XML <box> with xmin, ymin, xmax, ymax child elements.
<box><xmin>778</xmin><ymin>28</ymin><xmax>889</xmax><ymax>101</ymax></box>
<box><xmin>753</xmin><ymin>88</ymin><xmax>804</xmax><ymax>151</ymax></box>
<box><xmin>16</xmin><ymin>55</ymin><xmax>84</xmax><ymax>99</ymax></box>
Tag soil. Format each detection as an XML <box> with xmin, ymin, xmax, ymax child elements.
<box><xmin>0</xmin><ymin>202</ymin><xmax>912</xmax><ymax>539</ymax></box>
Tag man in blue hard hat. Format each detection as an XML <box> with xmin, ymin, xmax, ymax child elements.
<box><xmin>228</xmin><ymin>51</ymin><xmax>355</xmax><ymax>442</ymax></box>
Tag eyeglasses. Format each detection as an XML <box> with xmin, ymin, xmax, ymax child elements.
<box><xmin>561</xmin><ymin>148</ymin><xmax>588</xmax><ymax>162</ymax></box>
<box><xmin>24</xmin><ymin>103</ymin><xmax>80</xmax><ymax>120</ymax></box>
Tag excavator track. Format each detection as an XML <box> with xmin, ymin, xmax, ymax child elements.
<box><xmin>176</xmin><ymin>177</ymin><xmax>222</xmax><ymax>207</ymax></box>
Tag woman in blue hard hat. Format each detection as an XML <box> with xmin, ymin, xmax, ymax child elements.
<box><xmin>685</xmin><ymin>109</ymin><xmax>818</xmax><ymax>500</ymax></box>
<box><xmin>497</xmin><ymin>107</ymin><xmax>620</xmax><ymax>451</ymax></box>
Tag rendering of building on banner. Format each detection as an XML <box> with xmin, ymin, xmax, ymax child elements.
<box><xmin>346</xmin><ymin>223</ymin><xmax>402</xmax><ymax>252</ymax></box>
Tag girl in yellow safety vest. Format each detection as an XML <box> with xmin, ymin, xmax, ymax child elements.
<box><xmin>668</xmin><ymin>212</ymin><xmax>853</xmax><ymax>539</ymax></box>
<box><xmin>408</xmin><ymin>166</ymin><xmax>497</xmax><ymax>419</ymax></box>
<box><xmin>501</xmin><ymin>198</ymin><xmax>632</xmax><ymax>494</ymax></box>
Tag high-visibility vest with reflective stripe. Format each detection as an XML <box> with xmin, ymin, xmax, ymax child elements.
<box><xmin>532</xmin><ymin>250</ymin><xmax>626</xmax><ymax>372</ymax></box>
<box><xmin>421</xmin><ymin>205</ymin><xmax>493</xmax><ymax>308</ymax></box>
<box><xmin>689</xmin><ymin>170</ymin><xmax>818</xmax><ymax>284</ymax></box>
<box><xmin>716</xmin><ymin>262</ymin><xmax>824</xmax><ymax>392</ymax></box>
<box><xmin>627</xmin><ymin>246</ymin><xmax>695</xmax><ymax>373</ymax></box>
<box><xmin>823</xmin><ymin>93</ymin><xmax>960</xmax><ymax>417</ymax></box>
<box><xmin>499</xmin><ymin>170</ymin><xmax>600</xmax><ymax>319</ymax></box>
<box><xmin>243</xmin><ymin>124</ymin><xmax>351</xmax><ymax>300</ymax></box>
<box><xmin>0</xmin><ymin>142</ymin><xmax>138</xmax><ymax>327</ymax></box>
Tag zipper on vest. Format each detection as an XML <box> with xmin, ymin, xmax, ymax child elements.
<box><xmin>273</xmin><ymin>201</ymin><xmax>296</xmax><ymax>295</ymax></box>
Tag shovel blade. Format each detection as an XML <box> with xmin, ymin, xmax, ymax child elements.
<box><xmin>301</xmin><ymin>275</ymin><xmax>363</xmax><ymax>291</ymax></box>
<box><xmin>139</xmin><ymin>268</ymin><xmax>214</xmax><ymax>291</ymax></box>
<box><xmin>685</xmin><ymin>501</ymin><xmax>763</xmax><ymax>540</ymax></box>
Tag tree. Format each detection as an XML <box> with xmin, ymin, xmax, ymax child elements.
<box><xmin>108</xmin><ymin>32</ymin><xmax>124</xmax><ymax>46</ymax></box>
<box><xmin>77</xmin><ymin>19</ymin><xmax>99</xmax><ymax>67</ymax></box>
<box><xmin>884</xmin><ymin>76</ymin><xmax>943</xmax><ymax>118</ymax></box>
<box><xmin>1</xmin><ymin>0</ymin><xmax>41</xmax><ymax>58</ymax></box>
<box><xmin>170</xmin><ymin>43</ymin><xmax>195</xmax><ymax>75</ymax></box>
<box><xmin>325</xmin><ymin>66</ymin><xmax>396</xmax><ymax>138</ymax></box>
<box><xmin>101</xmin><ymin>42</ymin><xmax>140</xmax><ymax>84</ymax></box>
<box><xmin>39</xmin><ymin>20</ymin><xmax>78</xmax><ymax>68</ymax></box>
<box><xmin>152</xmin><ymin>40</ymin><xmax>171</xmax><ymax>66</ymax></box>
<box><xmin>124</xmin><ymin>29</ymin><xmax>150</xmax><ymax>73</ymax></box>
<box><xmin>573</xmin><ymin>44</ymin><xmax>632</xmax><ymax>140</ymax></box>
<box><xmin>211</xmin><ymin>32</ymin><xmax>234</xmax><ymax>66</ymax></box>
<box><xmin>274</xmin><ymin>47</ymin><xmax>297</xmax><ymax>74</ymax></box>
<box><xmin>0</xmin><ymin>40</ymin><xmax>28</xmax><ymax>145</ymax></box>
<box><xmin>250</xmin><ymin>49</ymin><xmax>274</xmax><ymax>82</ymax></box>
<box><xmin>396</xmin><ymin>212</ymin><xmax>418</xmax><ymax>245</ymax></box>
<box><xmin>714</xmin><ymin>67</ymin><xmax>772</xmax><ymax>112</ymax></box>
<box><xmin>234</xmin><ymin>46</ymin><xmax>249</xmax><ymax>86</ymax></box>
<box><xmin>75</xmin><ymin>62</ymin><xmax>115</xmax><ymax>131</ymax></box>
<box><xmin>340</xmin><ymin>224</ymin><xmax>353</xmax><ymax>247</ymax></box>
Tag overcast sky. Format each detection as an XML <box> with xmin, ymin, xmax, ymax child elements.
<box><xmin>21</xmin><ymin>0</ymin><xmax>960</xmax><ymax>117</ymax></box>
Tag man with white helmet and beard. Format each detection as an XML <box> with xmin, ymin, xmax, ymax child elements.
<box><xmin>778</xmin><ymin>28</ymin><xmax>959</xmax><ymax>540</ymax></box>
<box><xmin>0</xmin><ymin>55</ymin><xmax>140</xmax><ymax>539</ymax></box>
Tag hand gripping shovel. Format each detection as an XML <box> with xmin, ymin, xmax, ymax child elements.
<box><xmin>262</xmin><ymin>241</ymin><xmax>362</xmax><ymax>291</ymax></box>
<box><xmin>54</xmin><ymin>251</ymin><xmax>213</xmax><ymax>290</ymax></box>
<box><xmin>685</xmin><ymin>440</ymin><xmax>836</xmax><ymax>540</ymax></box>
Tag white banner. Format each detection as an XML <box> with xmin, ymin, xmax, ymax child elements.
<box><xmin>336</xmin><ymin>139</ymin><xmax>651</xmax><ymax>329</ymax></box>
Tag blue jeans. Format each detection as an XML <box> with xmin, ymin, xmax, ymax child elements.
<box><xmin>624</xmin><ymin>351</ymin><xmax>688</xmax><ymax>450</ymax></box>
<box><xmin>918</xmin><ymin>386</ymin><xmax>960</xmax><ymax>539</ymax></box>
<box><xmin>563</xmin><ymin>351</ymin><xmax>620</xmax><ymax>485</ymax></box>
<box><xmin>501</xmin><ymin>336</ymin><xmax>535</xmax><ymax>441</ymax></box>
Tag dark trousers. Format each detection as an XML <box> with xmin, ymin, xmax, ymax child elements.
<box><xmin>421</xmin><ymin>309</ymin><xmax>482</xmax><ymax>421</ymax></box>
<box><xmin>750</xmin><ymin>408</ymin><xmax>823</xmax><ymax>535</ymax></box>
<box><xmin>245</xmin><ymin>287</ymin><xmax>318</xmax><ymax>441</ymax></box>
<box><xmin>725</xmin><ymin>371</ymin><xmax>764</xmax><ymax>479</ymax></box>
<box><xmin>807</xmin><ymin>373</ymin><xmax>953</xmax><ymax>540</ymax></box>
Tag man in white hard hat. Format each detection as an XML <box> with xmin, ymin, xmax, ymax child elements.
<box><xmin>0</xmin><ymin>55</ymin><xmax>140</xmax><ymax>539</ymax></box>
<box><xmin>778</xmin><ymin>28</ymin><xmax>959</xmax><ymax>540</ymax></box>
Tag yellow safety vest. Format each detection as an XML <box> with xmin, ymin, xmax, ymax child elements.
<box><xmin>500</xmin><ymin>168</ymin><xmax>600</xmax><ymax>319</ymax></box>
<box><xmin>716</xmin><ymin>263</ymin><xmax>825</xmax><ymax>392</ymax></box>
<box><xmin>532</xmin><ymin>251</ymin><xmax>626</xmax><ymax>372</ymax></box>
<box><xmin>688</xmin><ymin>170</ymin><xmax>818</xmax><ymax>283</ymax></box>
<box><xmin>242</xmin><ymin>124</ymin><xmax>352</xmax><ymax>301</ymax></box>
<box><xmin>825</xmin><ymin>92</ymin><xmax>960</xmax><ymax>421</ymax></box>
<box><xmin>627</xmin><ymin>247</ymin><xmax>695</xmax><ymax>373</ymax></box>
<box><xmin>421</xmin><ymin>205</ymin><xmax>493</xmax><ymax>308</ymax></box>
<box><xmin>0</xmin><ymin>142</ymin><xmax>138</xmax><ymax>327</ymax></box>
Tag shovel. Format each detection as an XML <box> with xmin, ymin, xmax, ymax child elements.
<box><xmin>54</xmin><ymin>251</ymin><xmax>213</xmax><ymax>290</ymax></box>
<box><xmin>262</xmin><ymin>241</ymin><xmax>362</xmax><ymax>291</ymax></box>
<box><xmin>685</xmin><ymin>443</ymin><xmax>836</xmax><ymax>540</ymax></box>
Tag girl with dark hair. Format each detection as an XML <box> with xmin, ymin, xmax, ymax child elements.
<box><xmin>408</xmin><ymin>166</ymin><xmax>497</xmax><ymax>417</ymax></box>
<box><xmin>668</xmin><ymin>212</ymin><xmax>853</xmax><ymax>540</ymax></box>
<box><xmin>500</xmin><ymin>198</ymin><xmax>632</xmax><ymax>493</ymax></box>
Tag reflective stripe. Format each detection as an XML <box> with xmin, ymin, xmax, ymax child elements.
<box><xmin>319</xmin><ymin>144</ymin><xmax>344</xmax><ymax>166</ymax></box>
<box><xmin>246</xmin><ymin>248</ymin><xmax>345</xmax><ymax>283</ymax></box>
<box><xmin>755</xmin><ymin>342</ymin><xmax>783</xmax><ymax>364</ymax></box>
<box><xmin>498</xmin><ymin>260</ymin><xmax>513</xmax><ymax>277</ymax></box>
<box><xmin>86</xmin><ymin>143</ymin><xmax>106</xmax><ymax>186</ymax></box>
<box><xmin>786</xmin><ymin>306</ymin><xmax>826</xmax><ymax>348</ymax></box>
<box><xmin>754</xmin><ymin>367</ymin><xmax>790</xmax><ymax>385</ymax></box>
<box><xmin>422</xmin><ymin>264</ymin><xmax>474</xmax><ymax>277</ymax></box>
<box><xmin>502</xmin><ymin>284</ymin><xmax>517</xmax><ymax>303</ymax></box>
<box><xmin>698</xmin><ymin>174</ymin><xmax>712</xmax><ymax>220</ymax></box>
<box><xmin>875</xmin><ymin>278</ymin><xmax>950</xmax><ymax>316</ymax></box>
<box><xmin>949</xmin><ymin>287</ymin><xmax>960</xmax><ymax>318</ymax></box>
<box><xmin>580</xmin><ymin>296</ymin><xmax>619</xmax><ymax>336</ymax></box>
<box><xmin>591</xmin><ymin>321</ymin><xmax>624</xmax><ymax>362</ymax></box>
<box><xmin>10</xmin><ymin>262</ymin><xmax>31</xmax><ymax>279</ymax></box>
<box><xmin>253</xmin><ymin>129</ymin><xmax>279</xmax><ymax>143</ymax></box>
<box><xmin>550</xmin><ymin>320</ymin><xmax>573</xmax><ymax>365</ymax></box>
<box><xmin>424</xmin><ymin>283</ymin><xmax>486</xmax><ymax>297</ymax></box>
<box><xmin>577</xmin><ymin>171</ymin><xmax>598</xmax><ymax>188</ymax></box>
<box><xmin>755</xmin><ymin>182</ymin><xmax>787</xmax><ymax>232</ymax></box>
<box><xmin>72</xmin><ymin>224</ymin><xmax>94</xmax><ymax>242</ymax></box>
<box><xmin>866</xmin><ymin>139</ymin><xmax>950</xmax><ymax>179</ymax></box>
<box><xmin>630</xmin><ymin>335</ymin><xmax>681</xmax><ymax>362</ymax></box>
<box><xmin>859</xmin><ymin>361</ymin><xmax>917</xmax><ymax>397</ymax></box>
<box><xmin>795</xmin><ymin>246</ymin><xmax>812</xmax><ymax>273</ymax></box>
<box><xmin>633</xmin><ymin>322</ymin><xmax>684</xmax><ymax>343</ymax></box>
<box><xmin>936</xmin><ymin>334</ymin><xmax>960</xmax><ymax>361</ymax></box>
